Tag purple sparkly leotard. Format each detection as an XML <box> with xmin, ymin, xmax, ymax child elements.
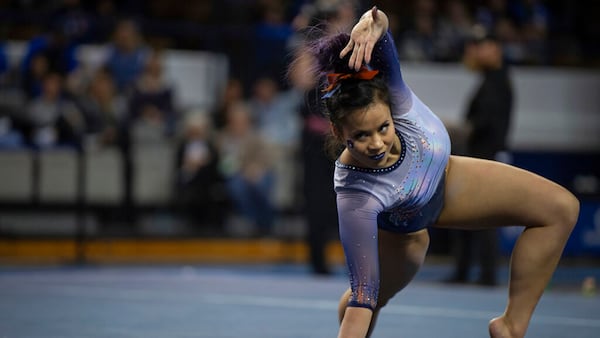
<box><xmin>334</xmin><ymin>32</ymin><xmax>451</xmax><ymax>310</ymax></box>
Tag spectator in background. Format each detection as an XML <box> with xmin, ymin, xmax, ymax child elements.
<box><xmin>212</xmin><ymin>77</ymin><xmax>245</xmax><ymax>130</ymax></box>
<box><xmin>20</xmin><ymin>19</ymin><xmax>80</xmax><ymax>99</ymax></box>
<box><xmin>217</xmin><ymin>102</ymin><xmax>275</xmax><ymax>237</ymax></box>
<box><xmin>509</xmin><ymin>0</ymin><xmax>549</xmax><ymax>64</ymax></box>
<box><xmin>0</xmin><ymin>115</ymin><xmax>25</xmax><ymax>149</ymax></box>
<box><xmin>21</xmin><ymin>24</ymin><xmax>79</xmax><ymax>77</ymax></box>
<box><xmin>77</xmin><ymin>67</ymin><xmax>127</xmax><ymax>150</ymax></box>
<box><xmin>0</xmin><ymin>42</ymin><xmax>27</xmax><ymax>148</ymax></box>
<box><xmin>249</xmin><ymin>76</ymin><xmax>302</xmax><ymax>211</ymax></box>
<box><xmin>26</xmin><ymin>72</ymin><xmax>85</xmax><ymax>149</ymax></box>
<box><xmin>435</xmin><ymin>0</ymin><xmax>473</xmax><ymax>62</ymax></box>
<box><xmin>129</xmin><ymin>49</ymin><xmax>177</xmax><ymax>139</ymax></box>
<box><xmin>21</xmin><ymin>53</ymin><xmax>50</xmax><ymax>99</ymax></box>
<box><xmin>174</xmin><ymin>113</ymin><xmax>228</xmax><ymax>234</ymax></box>
<box><xmin>118</xmin><ymin>48</ymin><xmax>172</xmax><ymax>229</ymax></box>
<box><xmin>253</xmin><ymin>1</ymin><xmax>294</xmax><ymax>86</ymax></box>
<box><xmin>463</xmin><ymin>25</ymin><xmax>513</xmax><ymax>193</ymax></box>
<box><xmin>474</xmin><ymin>0</ymin><xmax>547</xmax><ymax>65</ymax></box>
<box><xmin>494</xmin><ymin>16</ymin><xmax>527</xmax><ymax>65</ymax></box>
<box><xmin>104</xmin><ymin>18</ymin><xmax>149</xmax><ymax>94</ymax></box>
<box><xmin>76</xmin><ymin>66</ymin><xmax>131</xmax><ymax>228</ymax></box>
<box><xmin>25</xmin><ymin>0</ymin><xmax>91</xmax><ymax>97</ymax></box>
<box><xmin>475</xmin><ymin>0</ymin><xmax>509</xmax><ymax>34</ymax></box>
<box><xmin>399</xmin><ymin>0</ymin><xmax>438</xmax><ymax>62</ymax></box>
<box><xmin>445</xmin><ymin>25</ymin><xmax>513</xmax><ymax>286</ymax></box>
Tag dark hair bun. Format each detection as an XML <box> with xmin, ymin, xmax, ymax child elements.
<box><xmin>310</xmin><ymin>33</ymin><xmax>354</xmax><ymax>75</ymax></box>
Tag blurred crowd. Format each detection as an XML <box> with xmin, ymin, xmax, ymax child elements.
<box><xmin>0</xmin><ymin>0</ymin><xmax>597</xmax><ymax>236</ymax></box>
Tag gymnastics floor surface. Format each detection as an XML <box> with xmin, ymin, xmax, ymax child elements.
<box><xmin>0</xmin><ymin>263</ymin><xmax>599</xmax><ymax>337</ymax></box>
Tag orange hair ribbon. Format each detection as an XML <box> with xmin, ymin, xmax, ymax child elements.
<box><xmin>322</xmin><ymin>66</ymin><xmax>379</xmax><ymax>96</ymax></box>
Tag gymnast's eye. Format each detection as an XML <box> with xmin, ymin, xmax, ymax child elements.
<box><xmin>379</xmin><ymin>122</ymin><xmax>390</xmax><ymax>133</ymax></box>
<box><xmin>353</xmin><ymin>131</ymin><xmax>367</xmax><ymax>140</ymax></box>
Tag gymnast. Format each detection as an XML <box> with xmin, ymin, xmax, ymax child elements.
<box><xmin>295</xmin><ymin>6</ymin><xmax>579</xmax><ymax>338</ymax></box>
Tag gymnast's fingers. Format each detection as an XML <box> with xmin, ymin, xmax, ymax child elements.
<box><xmin>340</xmin><ymin>40</ymin><xmax>355</xmax><ymax>59</ymax></box>
<box><xmin>371</xmin><ymin>6</ymin><xmax>378</xmax><ymax>21</ymax></box>
<box><xmin>348</xmin><ymin>43</ymin><xmax>358</xmax><ymax>70</ymax></box>
<box><xmin>364</xmin><ymin>40</ymin><xmax>375</xmax><ymax>65</ymax></box>
<box><xmin>352</xmin><ymin>43</ymin><xmax>365</xmax><ymax>70</ymax></box>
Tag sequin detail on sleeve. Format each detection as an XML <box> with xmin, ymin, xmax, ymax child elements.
<box><xmin>371</xmin><ymin>31</ymin><xmax>411</xmax><ymax>112</ymax></box>
<box><xmin>336</xmin><ymin>191</ymin><xmax>383</xmax><ymax>310</ymax></box>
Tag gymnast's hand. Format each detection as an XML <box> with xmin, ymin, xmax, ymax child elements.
<box><xmin>340</xmin><ymin>6</ymin><xmax>389</xmax><ymax>71</ymax></box>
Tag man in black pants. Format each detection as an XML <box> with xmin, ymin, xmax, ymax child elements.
<box><xmin>301</xmin><ymin>89</ymin><xmax>339</xmax><ymax>275</ymax></box>
<box><xmin>447</xmin><ymin>25</ymin><xmax>514</xmax><ymax>286</ymax></box>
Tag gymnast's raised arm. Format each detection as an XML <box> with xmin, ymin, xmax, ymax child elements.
<box><xmin>341</xmin><ymin>6</ymin><xmax>410</xmax><ymax>114</ymax></box>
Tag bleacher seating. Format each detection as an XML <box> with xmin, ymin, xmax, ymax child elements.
<box><xmin>84</xmin><ymin>147</ymin><xmax>124</xmax><ymax>206</ymax></box>
<box><xmin>38</xmin><ymin>149</ymin><xmax>79</xmax><ymax>204</ymax></box>
<box><xmin>132</xmin><ymin>142</ymin><xmax>176</xmax><ymax>207</ymax></box>
<box><xmin>0</xmin><ymin>150</ymin><xmax>34</xmax><ymax>203</ymax></box>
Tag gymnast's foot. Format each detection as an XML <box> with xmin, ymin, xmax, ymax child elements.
<box><xmin>489</xmin><ymin>316</ymin><xmax>523</xmax><ymax>338</ymax></box>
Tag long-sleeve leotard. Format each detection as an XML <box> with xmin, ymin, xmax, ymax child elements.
<box><xmin>334</xmin><ymin>31</ymin><xmax>451</xmax><ymax>310</ymax></box>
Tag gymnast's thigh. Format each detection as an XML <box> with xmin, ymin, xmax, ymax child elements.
<box><xmin>434</xmin><ymin>155</ymin><xmax>575</xmax><ymax>230</ymax></box>
<box><xmin>376</xmin><ymin>228</ymin><xmax>429</xmax><ymax>306</ymax></box>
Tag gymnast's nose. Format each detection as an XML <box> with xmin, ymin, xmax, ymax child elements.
<box><xmin>368</xmin><ymin>134</ymin><xmax>384</xmax><ymax>152</ymax></box>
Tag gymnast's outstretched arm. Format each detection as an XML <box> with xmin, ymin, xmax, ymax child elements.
<box><xmin>341</xmin><ymin>6</ymin><xmax>411</xmax><ymax>117</ymax></box>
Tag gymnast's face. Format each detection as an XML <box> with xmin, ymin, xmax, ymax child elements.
<box><xmin>337</xmin><ymin>101</ymin><xmax>399</xmax><ymax>169</ymax></box>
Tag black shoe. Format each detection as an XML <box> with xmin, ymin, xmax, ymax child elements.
<box><xmin>312</xmin><ymin>266</ymin><xmax>332</xmax><ymax>276</ymax></box>
<box><xmin>442</xmin><ymin>276</ymin><xmax>468</xmax><ymax>284</ymax></box>
<box><xmin>476</xmin><ymin>278</ymin><xmax>498</xmax><ymax>287</ymax></box>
